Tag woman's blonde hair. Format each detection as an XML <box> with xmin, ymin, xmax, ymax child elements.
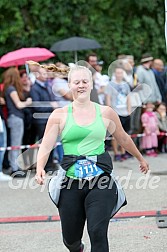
<box><xmin>68</xmin><ymin>65</ymin><xmax>93</xmax><ymax>83</ymax></box>
<box><xmin>27</xmin><ymin>61</ymin><xmax>93</xmax><ymax>82</ymax></box>
<box><xmin>26</xmin><ymin>60</ymin><xmax>69</xmax><ymax>77</ymax></box>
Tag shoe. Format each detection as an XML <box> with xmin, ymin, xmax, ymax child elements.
<box><xmin>121</xmin><ymin>154</ymin><xmax>127</xmax><ymax>161</ymax></box>
<box><xmin>114</xmin><ymin>154</ymin><xmax>122</xmax><ymax>162</ymax></box>
<box><xmin>145</xmin><ymin>150</ymin><xmax>152</xmax><ymax>156</ymax></box>
<box><xmin>2</xmin><ymin>167</ymin><xmax>12</xmax><ymax>175</ymax></box>
<box><xmin>10</xmin><ymin>169</ymin><xmax>27</xmax><ymax>178</ymax></box>
<box><xmin>150</xmin><ymin>151</ymin><xmax>158</xmax><ymax>157</ymax></box>
<box><xmin>146</xmin><ymin>150</ymin><xmax>157</xmax><ymax>157</ymax></box>
<box><xmin>124</xmin><ymin>152</ymin><xmax>132</xmax><ymax>159</ymax></box>
<box><xmin>0</xmin><ymin>172</ymin><xmax>12</xmax><ymax>181</ymax></box>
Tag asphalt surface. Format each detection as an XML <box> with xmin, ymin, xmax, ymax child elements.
<box><xmin>0</xmin><ymin>153</ymin><xmax>167</xmax><ymax>251</ymax></box>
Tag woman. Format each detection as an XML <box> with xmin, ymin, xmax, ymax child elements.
<box><xmin>3</xmin><ymin>68</ymin><xmax>32</xmax><ymax>175</ymax></box>
<box><xmin>35</xmin><ymin>64</ymin><xmax>149</xmax><ymax>252</ymax></box>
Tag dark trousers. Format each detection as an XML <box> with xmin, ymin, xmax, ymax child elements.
<box><xmin>158</xmin><ymin>133</ymin><xmax>167</xmax><ymax>152</ymax></box>
<box><xmin>30</xmin><ymin>123</ymin><xmax>53</xmax><ymax>170</ymax></box>
<box><xmin>58</xmin><ymin>173</ymin><xmax>118</xmax><ymax>252</ymax></box>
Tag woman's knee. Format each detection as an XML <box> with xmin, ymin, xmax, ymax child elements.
<box><xmin>63</xmin><ymin>238</ymin><xmax>81</xmax><ymax>252</ymax></box>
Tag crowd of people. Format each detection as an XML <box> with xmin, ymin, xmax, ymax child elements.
<box><xmin>0</xmin><ymin>52</ymin><xmax>167</xmax><ymax>181</ymax></box>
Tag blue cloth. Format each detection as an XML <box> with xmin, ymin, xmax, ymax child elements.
<box><xmin>30</xmin><ymin>80</ymin><xmax>54</xmax><ymax>124</ymax></box>
<box><xmin>152</xmin><ymin>68</ymin><xmax>161</xmax><ymax>76</ymax></box>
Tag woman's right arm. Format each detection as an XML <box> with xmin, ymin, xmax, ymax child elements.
<box><xmin>10</xmin><ymin>91</ymin><xmax>32</xmax><ymax>108</ymax></box>
<box><xmin>35</xmin><ymin>109</ymin><xmax>62</xmax><ymax>184</ymax></box>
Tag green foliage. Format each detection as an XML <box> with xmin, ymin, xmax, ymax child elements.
<box><xmin>0</xmin><ymin>0</ymin><xmax>166</xmax><ymax>70</ymax></box>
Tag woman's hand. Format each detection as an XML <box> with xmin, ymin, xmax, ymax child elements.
<box><xmin>35</xmin><ymin>169</ymin><xmax>46</xmax><ymax>185</ymax></box>
<box><xmin>160</xmin><ymin>111</ymin><xmax>166</xmax><ymax>118</ymax></box>
<box><xmin>139</xmin><ymin>159</ymin><xmax>149</xmax><ymax>174</ymax></box>
<box><xmin>0</xmin><ymin>97</ymin><xmax>5</xmax><ymax>105</ymax></box>
<box><xmin>26</xmin><ymin>97</ymin><xmax>32</xmax><ymax>106</ymax></box>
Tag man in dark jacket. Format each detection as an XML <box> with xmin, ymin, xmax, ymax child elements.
<box><xmin>30</xmin><ymin>67</ymin><xmax>57</xmax><ymax>171</ymax></box>
<box><xmin>152</xmin><ymin>59</ymin><xmax>167</xmax><ymax>105</ymax></box>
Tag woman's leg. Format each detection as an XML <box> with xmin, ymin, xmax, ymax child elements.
<box><xmin>58</xmin><ymin>179</ymin><xmax>86</xmax><ymax>252</ymax></box>
<box><xmin>7</xmin><ymin>115</ymin><xmax>24</xmax><ymax>171</ymax></box>
<box><xmin>85</xmin><ymin>175</ymin><xmax>118</xmax><ymax>252</ymax></box>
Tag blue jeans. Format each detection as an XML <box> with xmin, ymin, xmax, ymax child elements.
<box><xmin>7</xmin><ymin>115</ymin><xmax>24</xmax><ymax>171</ymax></box>
<box><xmin>0</xmin><ymin>120</ymin><xmax>7</xmax><ymax>172</ymax></box>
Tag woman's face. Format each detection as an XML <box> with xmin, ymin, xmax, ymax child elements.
<box><xmin>20</xmin><ymin>73</ymin><xmax>28</xmax><ymax>85</ymax></box>
<box><xmin>69</xmin><ymin>69</ymin><xmax>93</xmax><ymax>101</ymax></box>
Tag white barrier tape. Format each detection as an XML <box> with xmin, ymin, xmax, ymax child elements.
<box><xmin>0</xmin><ymin>132</ymin><xmax>167</xmax><ymax>151</ymax></box>
<box><xmin>105</xmin><ymin>132</ymin><xmax>167</xmax><ymax>140</ymax></box>
<box><xmin>0</xmin><ymin>142</ymin><xmax>62</xmax><ymax>151</ymax></box>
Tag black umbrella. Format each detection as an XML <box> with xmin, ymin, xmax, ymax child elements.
<box><xmin>50</xmin><ymin>36</ymin><xmax>101</xmax><ymax>62</ymax></box>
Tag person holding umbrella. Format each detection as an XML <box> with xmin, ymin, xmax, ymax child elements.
<box><xmin>34</xmin><ymin>63</ymin><xmax>149</xmax><ymax>252</ymax></box>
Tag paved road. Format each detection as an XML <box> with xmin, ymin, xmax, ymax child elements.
<box><xmin>0</xmin><ymin>153</ymin><xmax>167</xmax><ymax>251</ymax></box>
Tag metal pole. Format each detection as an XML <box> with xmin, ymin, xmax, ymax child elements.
<box><xmin>74</xmin><ymin>51</ymin><xmax>78</xmax><ymax>63</ymax></box>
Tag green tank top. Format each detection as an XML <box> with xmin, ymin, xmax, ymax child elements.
<box><xmin>61</xmin><ymin>102</ymin><xmax>106</xmax><ymax>178</ymax></box>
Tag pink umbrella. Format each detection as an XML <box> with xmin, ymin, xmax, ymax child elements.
<box><xmin>0</xmin><ymin>47</ymin><xmax>55</xmax><ymax>67</ymax></box>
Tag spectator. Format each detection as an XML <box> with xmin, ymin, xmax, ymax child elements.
<box><xmin>0</xmin><ymin>80</ymin><xmax>10</xmax><ymax>173</ymax></box>
<box><xmin>152</xmin><ymin>59</ymin><xmax>167</xmax><ymax>104</ymax></box>
<box><xmin>94</xmin><ymin>62</ymin><xmax>109</xmax><ymax>105</ymax></box>
<box><xmin>85</xmin><ymin>53</ymin><xmax>100</xmax><ymax>103</ymax></box>
<box><xmin>136</xmin><ymin>53</ymin><xmax>162</xmax><ymax>104</ymax></box>
<box><xmin>3</xmin><ymin>68</ymin><xmax>32</xmax><ymax>176</ymax></box>
<box><xmin>155</xmin><ymin>103</ymin><xmax>167</xmax><ymax>152</ymax></box>
<box><xmin>0</xmin><ymin>97</ymin><xmax>12</xmax><ymax>181</ymax></box>
<box><xmin>141</xmin><ymin>102</ymin><xmax>159</xmax><ymax>156</ymax></box>
<box><xmin>123</xmin><ymin>55</ymin><xmax>143</xmax><ymax>147</ymax></box>
<box><xmin>30</xmin><ymin>67</ymin><xmax>58</xmax><ymax>172</ymax></box>
<box><xmin>105</xmin><ymin>67</ymin><xmax>131</xmax><ymax>161</ymax></box>
<box><xmin>19</xmin><ymin>70</ymin><xmax>33</xmax><ymax>169</ymax></box>
<box><xmin>136</xmin><ymin>54</ymin><xmax>162</xmax><ymax>103</ymax></box>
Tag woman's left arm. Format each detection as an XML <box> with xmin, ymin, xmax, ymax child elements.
<box><xmin>106</xmin><ymin>107</ymin><xmax>149</xmax><ymax>174</ymax></box>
